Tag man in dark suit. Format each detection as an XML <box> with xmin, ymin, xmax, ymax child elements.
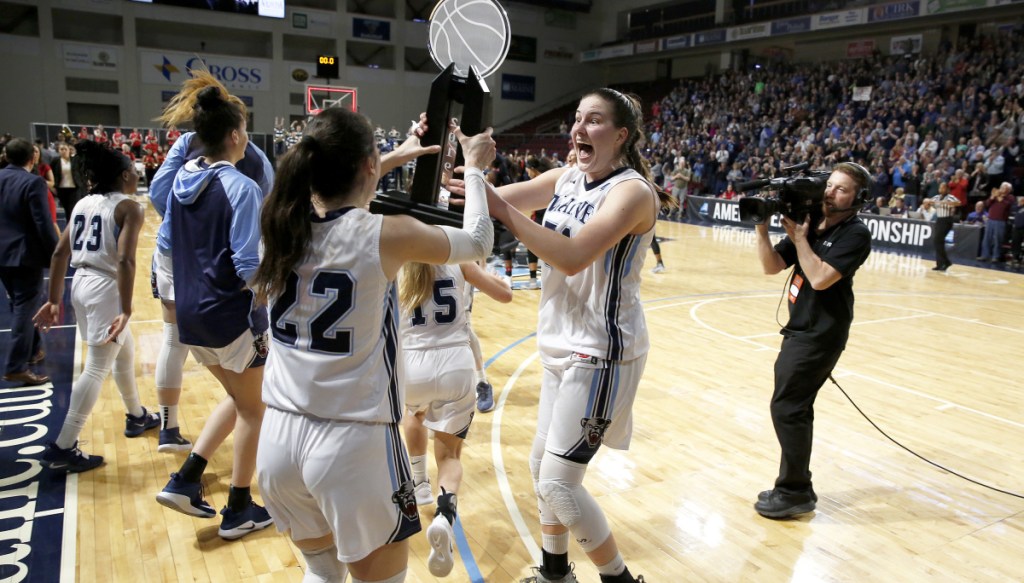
<box><xmin>0</xmin><ymin>138</ymin><xmax>59</xmax><ymax>385</ymax></box>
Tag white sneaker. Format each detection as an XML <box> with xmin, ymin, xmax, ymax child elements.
<box><xmin>415</xmin><ymin>480</ymin><xmax>434</xmax><ymax>507</ymax></box>
<box><xmin>427</xmin><ymin>514</ymin><xmax>455</xmax><ymax>576</ymax></box>
<box><xmin>524</xmin><ymin>278</ymin><xmax>540</xmax><ymax>290</ymax></box>
<box><xmin>651</xmin><ymin>263</ymin><xmax>665</xmax><ymax>274</ymax></box>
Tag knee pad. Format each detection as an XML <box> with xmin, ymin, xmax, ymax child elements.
<box><xmin>300</xmin><ymin>545</ymin><xmax>347</xmax><ymax>583</ymax></box>
<box><xmin>537</xmin><ymin>453</ymin><xmax>610</xmax><ymax>553</ymax></box>
<box><xmin>156</xmin><ymin>322</ymin><xmax>189</xmax><ymax>389</ymax></box>
<box><xmin>537</xmin><ymin>479</ymin><xmax>582</xmax><ymax>526</ymax></box>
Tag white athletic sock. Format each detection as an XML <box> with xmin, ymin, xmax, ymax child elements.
<box><xmin>542</xmin><ymin>531</ymin><xmax>569</xmax><ymax>555</ymax></box>
<box><xmin>597</xmin><ymin>553</ymin><xmax>626</xmax><ymax>576</ymax></box>
<box><xmin>410</xmin><ymin>455</ymin><xmax>428</xmax><ymax>485</ymax></box>
<box><xmin>160</xmin><ymin>404</ymin><xmax>179</xmax><ymax>430</ymax></box>
<box><xmin>475</xmin><ymin>370</ymin><xmax>487</xmax><ymax>385</ymax></box>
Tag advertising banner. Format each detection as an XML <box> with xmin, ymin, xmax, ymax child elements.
<box><xmin>890</xmin><ymin>34</ymin><xmax>923</xmax><ymax>55</ymax></box>
<box><xmin>682</xmin><ymin>196</ymin><xmax>980</xmax><ymax>259</ymax></box>
<box><xmin>62</xmin><ymin>43</ymin><xmax>119</xmax><ymax>71</ymax></box>
<box><xmin>729</xmin><ymin>23</ymin><xmax>771</xmax><ymax>41</ymax></box>
<box><xmin>867</xmin><ymin>1</ymin><xmax>920</xmax><ymax>22</ymax></box>
<box><xmin>352</xmin><ymin>17</ymin><xmax>391</xmax><ymax>41</ymax></box>
<box><xmin>771</xmin><ymin>17</ymin><xmax>812</xmax><ymax>35</ymax></box>
<box><xmin>812</xmin><ymin>10</ymin><xmax>864</xmax><ymax>30</ymax></box>
<box><xmin>663</xmin><ymin>35</ymin><xmax>692</xmax><ymax>50</ymax></box>
<box><xmin>847</xmin><ymin>40</ymin><xmax>876</xmax><ymax>58</ymax></box>
<box><xmin>501</xmin><ymin>73</ymin><xmax>535</xmax><ymax>101</ymax></box>
<box><xmin>540</xmin><ymin>40</ymin><xmax>576</xmax><ymax>64</ymax></box>
<box><xmin>140</xmin><ymin>50</ymin><xmax>270</xmax><ymax>91</ymax></box>
<box><xmin>925</xmin><ymin>0</ymin><xmax>987</xmax><ymax>13</ymax></box>
<box><xmin>694</xmin><ymin>29</ymin><xmax>727</xmax><ymax>46</ymax></box>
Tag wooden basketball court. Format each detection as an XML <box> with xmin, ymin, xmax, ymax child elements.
<box><xmin>68</xmin><ymin>205</ymin><xmax>1024</xmax><ymax>582</ymax></box>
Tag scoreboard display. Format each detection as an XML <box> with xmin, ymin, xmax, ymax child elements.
<box><xmin>317</xmin><ymin>54</ymin><xmax>339</xmax><ymax>79</ymax></box>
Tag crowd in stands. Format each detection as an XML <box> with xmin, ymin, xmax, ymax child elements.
<box><xmin>634</xmin><ymin>30</ymin><xmax>1023</xmax><ymax>221</ymax></box>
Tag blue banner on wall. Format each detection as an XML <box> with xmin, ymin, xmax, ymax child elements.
<box><xmin>868</xmin><ymin>1</ymin><xmax>920</xmax><ymax>22</ymax></box>
<box><xmin>353</xmin><ymin>17</ymin><xmax>391</xmax><ymax>41</ymax></box>
<box><xmin>694</xmin><ymin>29</ymin><xmax>726</xmax><ymax>46</ymax></box>
<box><xmin>663</xmin><ymin>35</ymin><xmax>691</xmax><ymax>50</ymax></box>
<box><xmin>771</xmin><ymin>17</ymin><xmax>812</xmax><ymax>35</ymax></box>
<box><xmin>501</xmin><ymin>74</ymin><xmax>536</xmax><ymax>101</ymax></box>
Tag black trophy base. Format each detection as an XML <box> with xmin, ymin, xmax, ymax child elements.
<box><xmin>370</xmin><ymin>190</ymin><xmax>464</xmax><ymax>228</ymax></box>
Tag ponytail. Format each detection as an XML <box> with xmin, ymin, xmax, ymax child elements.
<box><xmin>156</xmin><ymin>68</ymin><xmax>248</xmax><ymax>129</ymax></box>
<box><xmin>398</xmin><ymin>263</ymin><xmax>435</xmax><ymax>315</ymax></box>
<box><xmin>252</xmin><ymin>107</ymin><xmax>377</xmax><ymax>302</ymax></box>
<box><xmin>252</xmin><ymin>139</ymin><xmax>316</xmax><ymax>303</ymax></box>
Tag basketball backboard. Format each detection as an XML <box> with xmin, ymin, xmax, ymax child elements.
<box><xmin>306</xmin><ymin>85</ymin><xmax>358</xmax><ymax>115</ymax></box>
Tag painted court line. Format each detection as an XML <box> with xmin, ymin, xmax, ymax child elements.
<box><xmin>491</xmin><ymin>351</ymin><xmax>543</xmax><ymax>564</ymax></box>
<box><xmin>34</xmin><ymin>508</ymin><xmax>64</xmax><ymax>518</ymax></box>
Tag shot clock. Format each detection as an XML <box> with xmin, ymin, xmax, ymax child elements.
<box><xmin>316</xmin><ymin>54</ymin><xmax>339</xmax><ymax>79</ymax></box>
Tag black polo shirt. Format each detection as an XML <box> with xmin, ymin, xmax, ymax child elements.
<box><xmin>774</xmin><ymin>215</ymin><xmax>871</xmax><ymax>348</ymax></box>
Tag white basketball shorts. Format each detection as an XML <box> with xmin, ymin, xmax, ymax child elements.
<box><xmin>256</xmin><ymin>406</ymin><xmax>421</xmax><ymax>563</ymax></box>
<box><xmin>403</xmin><ymin>346</ymin><xmax>476</xmax><ymax>438</ymax></box>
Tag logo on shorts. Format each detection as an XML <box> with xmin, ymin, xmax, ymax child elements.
<box><xmin>392</xmin><ymin>480</ymin><xmax>419</xmax><ymax>520</ymax></box>
<box><xmin>570</xmin><ymin>352</ymin><xmax>598</xmax><ymax>365</ymax></box>
<box><xmin>253</xmin><ymin>331</ymin><xmax>269</xmax><ymax>358</ymax></box>
<box><xmin>580</xmin><ymin>417</ymin><xmax>611</xmax><ymax>447</ymax></box>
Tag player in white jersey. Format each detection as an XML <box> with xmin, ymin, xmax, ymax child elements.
<box><xmin>252</xmin><ymin>107</ymin><xmax>495</xmax><ymax>583</ymax></box>
<box><xmin>398</xmin><ymin>261</ymin><xmax>511</xmax><ymax>576</ymax></box>
<box><xmin>34</xmin><ymin>140</ymin><xmax>157</xmax><ymax>472</ymax></box>
<box><xmin>450</xmin><ymin>88</ymin><xmax>675</xmax><ymax>583</ymax></box>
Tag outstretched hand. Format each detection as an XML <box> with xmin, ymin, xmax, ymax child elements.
<box><xmin>386</xmin><ymin>112</ymin><xmax>442</xmax><ymax>169</ymax></box>
<box><xmin>453</xmin><ymin>126</ymin><xmax>495</xmax><ymax>171</ymax></box>
<box><xmin>32</xmin><ymin>302</ymin><xmax>60</xmax><ymax>332</ymax></box>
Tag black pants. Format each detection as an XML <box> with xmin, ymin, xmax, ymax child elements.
<box><xmin>771</xmin><ymin>336</ymin><xmax>844</xmax><ymax>494</ymax></box>
<box><xmin>57</xmin><ymin>187</ymin><xmax>79</xmax><ymax>222</ymax></box>
<box><xmin>0</xmin><ymin>266</ymin><xmax>44</xmax><ymax>375</ymax></box>
<box><xmin>933</xmin><ymin>216</ymin><xmax>955</xmax><ymax>268</ymax></box>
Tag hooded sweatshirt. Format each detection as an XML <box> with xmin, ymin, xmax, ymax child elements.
<box><xmin>150</xmin><ymin>132</ymin><xmax>273</xmax><ymax>254</ymax></box>
<box><xmin>169</xmin><ymin>157</ymin><xmax>267</xmax><ymax>348</ymax></box>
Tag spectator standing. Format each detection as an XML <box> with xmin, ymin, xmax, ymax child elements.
<box><xmin>52</xmin><ymin>143</ymin><xmax>81</xmax><ymax>220</ymax></box>
<box><xmin>129</xmin><ymin>128</ymin><xmax>143</xmax><ymax>157</ymax></box>
<box><xmin>31</xmin><ymin>144</ymin><xmax>57</xmax><ymax>224</ymax></box>
<box><xmin>949</xmin><ymin>169</ymin><xmax>970</xmax><ymax>218</ymax></box>
<box><xmin>0</xmin><ymin>138</ymin><xmax>59</xmax><ymax>385</ymax></box>
<box><xmin>979</xmin><ymin>182</ymin><xmax>1014</xmax><ymax>262</ymax></box>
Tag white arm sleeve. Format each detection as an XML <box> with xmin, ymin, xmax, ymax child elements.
<box><xmin>439</xmin><ymin>167</ymin><xmax>493</xmax><ymax>264</ymax></box>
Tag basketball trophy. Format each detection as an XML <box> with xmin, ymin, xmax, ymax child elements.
<box><xmin>369</xmin><ymin>0</ymin><xmax>510</xmax><ymax>226</ymax></box>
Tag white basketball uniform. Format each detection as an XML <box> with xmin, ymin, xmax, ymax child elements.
<box><xmin>401</xmin><ymin>264</ymin><xmax>475</xmax><ymax>438</ymax></box>
<box><xmin>536</xmin><ymin>166</ymin><xmax>656</xmax><ymax>463</ymax></box>
<box><xmin>69</xmin><ymin>193</ymin><xmax>135</xmax><ymax>346</ymax></box>
<box><xmin>257</xmin><ymin>207</ymin><xmax>420</xmax><ymax>563</ymax></box>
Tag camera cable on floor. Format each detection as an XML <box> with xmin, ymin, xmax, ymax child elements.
<box><xmin>773</xmin><ymin>267</ymin><xmax>1023</xmax><ymax>500</ymax></box>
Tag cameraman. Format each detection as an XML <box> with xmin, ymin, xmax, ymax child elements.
<box><xmin>753</xmin><ymin>162</ymin><xmax>872</xmax><ymax>519</ymax></box>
